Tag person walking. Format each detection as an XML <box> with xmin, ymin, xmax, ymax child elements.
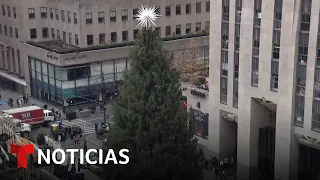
<box><xmin>24</xmin><ymin>94</ymin><xmax>28</xmax><ymax>104</ymax></box>
<box><xmin>95</xmin><ymin>123</ymin><xmax>98</xmax><ymax>132</ymax></box>
<box><xmin>23</xmin><ymin>95</ymin><xmax>26</xmax><ymax>104</ymax></box>
<box><xmin>16</xmin><ymin>98</ymin><xmax>20</xmax><ymax>106</ymax></box>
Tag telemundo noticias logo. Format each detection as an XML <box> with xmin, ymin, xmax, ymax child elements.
<box><xmin>10</xmin><ymin>144</ymin><xmax>130</xmax><ymax>168</ymax></box>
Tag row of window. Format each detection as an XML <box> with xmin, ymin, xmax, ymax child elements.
<box><xmin>0</xmin><ymin>47</ymin><xmax>22</xmax><ymax>75</ymax></box>
<box><xmin>0</xmin><ymin>24</ymin><xmax>19</xmax><ymax>38</ymax></box>
<box><xmin>29</xmin><ymin>28</ymin><xmax>79</xmax><ymax>46</ymax></box>
<box><xmin>1</xmin><ymin>5</ymin><xmax>17</xmax><ymax>19</ymax></box>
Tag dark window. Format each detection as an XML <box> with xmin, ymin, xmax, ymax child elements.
<box><xmin>2</xmin><ymin>5</ymin><xmax>5</xmax><ymax>16</ymax></box>
<box><xmin>121</xmin><ymin>10</ymin><xmax>128</xmax><ymax>21</ymax></box>
<box><xmin>300</xmin><ymin>0</ymin><xmax>311</xmax><ymax>31</ymax></box>
<box><xmin>15</xmin><ymin>28</ymin><xmax>18</xmax><ymax>38</ymax></box>
<box><xmin>57</xmin><ymin>30</ymin><xmax>60</xmax><ymax>39</ymax></box>
<box><xmin>155</xmin><ymin>6</ymin><xmax>160</xmax><ymax>14</ymax></box>
<box><xmin>98</xmin><ymin>12</ymin><xmax>105</xmax><ymax>23</ymax></box>
<box><xmin>87</xmin><ymin>34</ymin><xmax>93</xmax><ymax>45</ymax></box>
<box><xmin>175</xmin><ymin>24</ymin><xmax>181</xmax><ymax>35</ymax></box>
<box><xmin>17</xmin><ymin>50</ymin><xmax>21</xmax><ymax>74</ymax></box>
<box><xmin>186</xmin><ymin>23</ymin><xmax>191</xmax><ymax>34</ymax></box>
<box><xmin>40</xmin><ymin>7</ymin><xmax>47</xmax><ymax>18</ymax></box>
<box><xmin>165</xmin><ymin>26</ymin><xmax>171</xmax><ymax>36</ymax></box>
<box><xmin>86</xmin><ymin>13</ymin><xmax>92</xmax><ymax>24</ymax></box>
<box><xmin>252</xmin><ymin>57</ymin><xmax>259</xmax><ymax>86</ymax></box>
<box><xmin>220</xmin><ymin>77</ymin><xmax>228</xmax><ymax>104</ymax></box>
<box><xmin>67</xmin><ymin>66</ymin><xmax>91</xmax><ymax>81</ymax></box>
<box><xmin>133</xmin><ymin>8</ymin><xmax>138</xmax><ymax>19</ymax></box>
<box><xmin>221</xmin><ymin>50</ymin><xmax>228</xmax><ymax>76</ymax></box>
<box><xmin>273</xmin><ymin>30</ymin><xmax>281</xmax><ymax>59</ymax></box>
<box><xmin>9</xmin><ymin>27</ymin><xmax>12</xmax><ymax>37</ymax></box>
<box><xmin>270</xmin><ymin>60</ymin><xmax>279</xmax><ymax>90</ymax></box>
<box><xmin>176</xmin><ymin>5</ymin><xmax>181</xmax><ymax>15</ymax></box>
<box><xmin>13</xmin><ymin>7</ymin><xmax>16</xmax><ymax>18</ymax></box>
<box><xmin>75</xmin><ymin>34</ymin><xmax>79</xmax><ymax>45</ymax></box>
<box><xmin>298</xmin><ymin>32</ymin><xmax>309</xmax><ymax>63</ymax></box>
<box><xmin>28</xmin><ymin>8</ymin><xmax>35</xmax><ymax>19</ymax></box>
<box><xmin>206</xmin><ymin>1</ymin><xmax>210</xmax><ymax>12</ymax></box>
<box><xmin>63</xmin><ymin>31</ymin><xmax>66</xmax><ymax>42</ymax></box>
<box><xmin>234</xmin><ymin>53</ymin><xmax>239</xmax><ymax>79</ymax></box>
<box><xmin>254</xmin><ymin>0</ymin><xmax>262</xmax><ymax>26</ymax></box>
<box><xmin>111</xmin><ymin>32</ymin><xmax>117</xmax><ymax>43</ymax></box>
<box><xmin>74</xmin><ymin>13</ymin><xmax>77</xmax><ymax>24</ymax></box>
<box><xmin>273</xmin><ymin>0</ymin><xmax>283</xmax><ymax>29</ymax></box>
<box><xmin>67</xmin><ymin>11</ymin><xmax>71</xmax><ymax>23</ymax></box>
<box><xmin>165</xmin><ymin>6</ymin><xmax>171</xmax><ymax>16</ymax></box>
<box><xmin>50</xmin><ymin>8</ymin><xmax>53</xmax><ymax>19</ymax></box>
<box><xmin>222</xmin><ymin>22</ymin><xmax>229</xmax><ymax>49</ymax></box>
<box><xmin>235</xmin><ymin>24</ymin><xmax>240</xmax><ymax>51</ymax></box>
<box><xmin>51</xmin><ymin>28</ymin><xmax>55</xmax><ymax>38</ymax></box>
<box><xmin>4</xmin><ymin>25</ymin><xmax>7</xmax><ymax>35</ymax></box>
<box><xmin>42</xmin><ymin>27</ymin><xmax>48</xmax><ymax>38</ymax></box>
<box><xmin>110</xmin><ymin>11</ymin><xmax>116</xmax><ymax>22</ymax></box>
<box><xmin>55</xmin><ymin>9</ymin><xmax>59</xmax><ymax>20</ymax></box>
<box><xmin>196</xmin><ymin>22</ymin><xmax>201</xmax><ymax>32</ymax></box>
<box><xmin>61</xmin><ymin>10</ymin><xmax>65</xmax><ymax>22</ymax></box>
<box><xmin>196</xmin><ymin>2</ymin><xmax>201</xmax><ymax>13</ymax></box>
<box><xmin>122</xmin><ymin>31</ymin><xmax>128</xmax><ymax>41</ymax></box>
<box><xmin>235</xmin><ymin>0</ymin><xmax>242</xmax><ymax>23</ymax></box>
<box><xmin>30</xmin><ymin>28</ymin><xmax>37</xmax><ymax>39</ymax></box>
<box><xmin>222</xmin><ymin>0</ymin><xmax>230</xmax><ymax>21</ymax></box>
<box><xmin>186</xmin><ymin>4</ymin><xmax>191</xmax><ymax>14</ymax></box>
<box><xmin>99</xmin><ymin>33</ymin><xmax>105</xmax><ymax>44</ymax></box>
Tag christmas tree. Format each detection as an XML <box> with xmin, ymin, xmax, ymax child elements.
<box><xmin>103</xmin><ymin>6</ymin><xmax>203</xmax><ymax>179</ymax></box>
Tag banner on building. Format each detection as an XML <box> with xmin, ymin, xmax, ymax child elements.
<box><xmin>190</xmin><ymin>108</ymin><xmax>208</xmax><ymax>139</ymax></box>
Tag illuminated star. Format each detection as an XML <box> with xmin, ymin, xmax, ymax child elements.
<box><xmin>135</xmin><ymin>5</ymin><xmax>161</xmax><ymax>28</ymax></box>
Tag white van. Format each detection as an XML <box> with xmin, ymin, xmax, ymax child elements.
<box><xmin>44</xmin><ymin>110</ymin><xmax>55</xmax><ymax>122</ymax></box>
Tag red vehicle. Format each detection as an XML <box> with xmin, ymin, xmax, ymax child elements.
<box><xmin>2</xmin><ymin>106</ymin><xmax>50</xmax><ymax>125</ymax></box>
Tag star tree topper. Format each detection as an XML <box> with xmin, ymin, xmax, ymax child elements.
<box><xmin>135</xmin><ymin>5</ymin><xmax>161</xmax><ymax>28</ymax></box>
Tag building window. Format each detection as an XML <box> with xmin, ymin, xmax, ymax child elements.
<box><xmin>155</xmin><ymin>6</ymin><xmax>160</xmax><ymax>15</ymax></box>
<box><xmin>15</xmin><ymin>28</ymin><xmax>18</xmax><ymax>38</ymax></box>
<box><xmin>300</xmin><ymin>0</ymin><xmax>311</xmax><ymax>31</ymax></box>
<box><xmin>251</xmin><ymin>57</ymin><xmax>259</xmax><ymax>86</ymax></box>
<box><xmin>233</xmin><ymin>79</ymin><xmax>238</xmax><ymax>108</ymax></box>
<box><xmin>133</xmin><ymin>29</ymin><xmax>139</xmax><ymax>39</ymax></box>
<box><xmin>61</xmin><ymin>10</ymin><xmax>65</xmax><ymax>22</ymax></box>
<box><xmin>6</xmin><ymin>50</ymin><xmax>10</xmax><ymax>70</ymax></box>
<box><xmin>254</xmin><ymin>0</ymin><xmax>262</xmax><ymax>26</ymax></box>
<box><xmin>294</xmin><ymin>95</ymin><xmax>305</xmax><ymax>127</ymax></box>
<box><xmin>7</xmin><ymin>6</ymin><xmax>10</xmax><ymax>17</ymax></box>
<box><xmin>67</xmin><ymin>11</ymin><xmax>71</xmax><ymax>23</ymax></box>
<box><xmin>121</xmin><ymin>10</ymin><xmax>128</xmax><ymax>21</ymax></box>
<box><xmin>40</xmin><ymin>7</ymin><xmax>47</xmax><ymax>18</ymax></box>
<box><xmin>314</xmin><ymin>69</ymin><xmax>320</xmax><ymax>98</ymax></box>
<box><xmin>4</xmin><ymin>25</ymin><xmax>7</xmax><ymax>35</ymax></box>
<box><xmin>155</xmin><ymin>27</ymin><xmax>160</xmax><ymax>36</ymax></box>
<box><xmin>57</xmin><ymin>30</ymin><xmax>60</xmax><ymax>39</ymax></box>
<box><xmin>222</xmin><ymin>0</ymin><xmax>230</xmax><ymax>21</ymax></box>
<box><xmin>133</xmin><ymin>8</ymin><xmax>138</xmax><ymax>19</ymax></box>
<box><xmin>234</xmin><ymin>53</ymin><xmax>239</xmax><ymax>79</ymax></box>
<box><xmin>99</xmin><ymin>33</ymin><xmax>105</xmax><ymax>44</ymax></box>
<box><xmin>28</xmin><ymin>8</ymin><xmax>35</xmax><ymax>19</ymax></box>
<box><xmin>236</xmin><ymin>0</ymin><xmax>242</xmax><ymax>23</ymax></box>
<box><xmin>274</xmin><ymin>0</ymin><xmax>283</xmax><ymax>29</ymax></box>
<box><xmin>75</xmin><ymin>34</ymin><xmax>79</xmax><ymax>45</ymax></box>
<box><xmin>50</xmin><ymin>8</ymin><xmax>53</xmax><ymax>19</ymax></box>
<box><xmin>312</xmin><ymin>100</ymin><xmax>320</xmax><ymax>131</ymax></box>
<box><xmin>175</xmin><ymin>24</ymin><xmax>181</xmax><ymax>35</ymax></box>
<box><xmin>122</xmin><ymin>31</ymin><xmax>128</xmax><ymax>42</ymax></box>
<box><xmin>9</xmin><ymin>27</ymin><xmax>12</xmax><ymax>37</ymax></box>
<box><xmin>63</xmin><ymin>31</ymin><xmax>66</xmax><ymax>42</ymax></box>
<box><xmin>11</xmin><ymin>48</ymin><xmax>15</xmax><ymax>72</ymax></box>
<box><xmin>222</xmin><ymin>22</ymin><xmax>229</xmax><ymax>49</ymax></box>
<box><xmin>111</xmin><ymin>32</ymin><xmax>117</xmax><ymax>43</ymax></box>
<box><xmin>235</xmin><ymin>24</ymin><xmax>240</xmax><ymax>51</ymax></box>
<box><xmin>42</xmin><ymin>28</ymin><xmax>48</xmax><ymax>38</ymax></box>
<box><xmin>165</xmin><ymin>26</ymin><xmax>171</xmax><ymax>36</ymax></box>
<box><xmin>273</xmin><ymin>30</ymin><xmax>281</xmax><ymax>59</ymax></box>
<box><xmin>55</xmin><ymin>9</ymin><xmax>59</xmax><ymax>20</ymax></box>
<box><xmin>253</xmin><ymin>27</ymin><xmax>260</xmax><ymax>56</ymax></box>
<box><xmin>110</xmin><ymin>11</ymin><xmax>116</xmax><ymax>22</ymax></box>
<box><xmin>86</xmin><ymin>13</ymin><xmax>92</xmax><ymax>24</ymax></box>
<box><xmin>186</xmin><ymin>4</ymin><xmax>191</xmax><ymax>14</ymax></box>
<box><xmin>186</xmin><ymin>23</ymin><xmax>191</xmax><ymax>34</ymax></box>
<box><xmin>51</xmin><ymin>28</ymin><xmax>55</xmax><ymax>38</ymax></box>
<box><xmin>206</xmin><ymin>1</ymin><xmax>210</xmax><ymax>12</ymax></box>
<box><xmin>296</xmin><ymin>64</ymin><xmax>306</xmax><ymax>95</ymax></box>
<box><xmin>2</xmin><ymin>5</ymin><xmax>5</xmax><ymax>16</ymax></box>
<box><xmin>196</xmin><ymin>22</ymin><xmax>201</xmax><ymax>32</ymax></box>
<box><xmin>221</xmin><ymin>50</ymin><xmax>228</xmax><ymax>77</ymax></box>
<box><xmin>68</xmin><ymin>32</ymin><xmax>72</xmax><ymax>44</ymax></box>
<box><xmin>98</xmin><ymin>12</ymin><xmax>105</xmax><ymax>23</ymax></box>
<box><xmin>205</xmin><ymin>21</ymin><xmax>210</xmax><ymax>32</ymax></box>
<box><xmin>13</xmin><ymin>7</ymin><xmax>16</xmax><ymax>18</ymax></box>
<box><xmin>87</xmin><ymin>34</ymin><xmax>93</xmax><ymax>45</ymax></box>
<box><xmin>220</xmin><ymin>77</ymin><xmax>228</xmax><ymax>104</ymax></box>
<box><xmin>176</xmin><ymin>5</ymin><xmax>181</xmax><ymax>15</ymax></box>
<box><xmin>74</xmin><ymin>13</ymin><xmax>77</xmax><ymax>24</ymax></box>
<box><xmin>165</xmin><ymin>5</ymin><xmax>171</xmax><ymax>16</ymax></box>
<box><xmin>270</xmin><ymin>60</ymin><xmax>279</xmax><ymax>91</ymax></box>
<box><xmin>17</xmin><ymin>50</ymin><xmax>21</xmax><ymax>74</ymax></box>
<box><xmin>196</xmin><ymin>2</ymin><xmax>201</xmax><ymax>13</ymax></box>
<box><xmin>30</xmin><ymin>28</ymin><xmax>37</xmax><ymax>39</ymax></box>
<box><xmin>298</xmin><ymin>32</ymin><xmax>309</xmax><ymax>64</ymax></box>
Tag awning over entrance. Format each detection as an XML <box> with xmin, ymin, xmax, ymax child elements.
<box><xmin>62</xmin><ymin>89</ymin><xmax>76</xmax><ymax>98</ymax></box>
<box><xmin>294</xmin><ymin>133</ymin><xmax>320</xmax><ymax>150</ymax></box>
<box><xmin>0</xmin><ymin>69</ymin><xmax>26</xmax><ymax>86</ymax></box>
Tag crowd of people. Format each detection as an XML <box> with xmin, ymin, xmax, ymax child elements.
<box><xmin>6</xmin><ymin>94</ymin><xmax>28</xmax><ymax>108</ymax></box>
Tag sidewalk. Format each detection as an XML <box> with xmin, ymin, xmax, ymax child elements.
<box><xmin>0</xmin><ymin>88</ymin><xmax>62</xmax><ymax>111</ymax></box>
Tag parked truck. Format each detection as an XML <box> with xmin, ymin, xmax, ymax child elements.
<box><xmin>2</xmin><ymin>106</ymin><xmax>54</xmax><ymax>126</ymax></box>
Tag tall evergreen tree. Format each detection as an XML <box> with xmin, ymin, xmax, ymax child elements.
<box><xmin>103</xmin><ymin>28</ymin><xmax>203</xmax><ymax>180</ymax></box>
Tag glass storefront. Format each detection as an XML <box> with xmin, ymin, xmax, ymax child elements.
<box><xmin>28</xmin><ymin>57</ymin><xmax>128</xmax><ymax>106</ymax></box>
